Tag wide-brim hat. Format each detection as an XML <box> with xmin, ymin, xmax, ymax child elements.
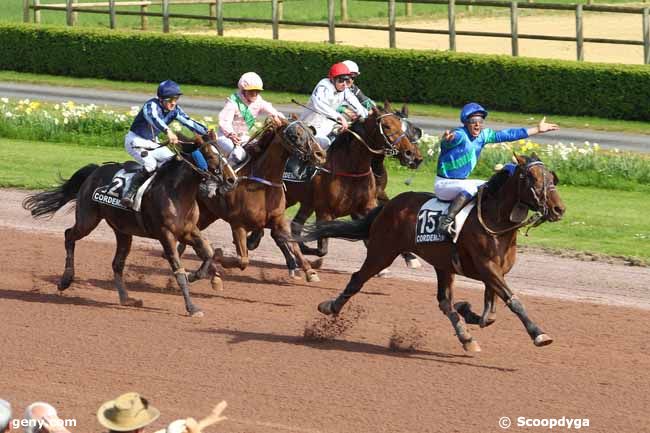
<box><xmin>97</xmin><ymin>392</ymin><xmax>160</xmax><ymax>432</ymax></box>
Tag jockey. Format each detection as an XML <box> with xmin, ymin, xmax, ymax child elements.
<box><xmin>299</xmin><ymin>62</ymin><xmax>368</xmax><ymax>151</ymax></box>
<box><xmin>217</xmin><ymin>72</ymin><xmax>284</xmax><ymax>168</ymax></box>
<box><xmin>122</xmin><ymin>80</ymin><xmax>209</xmax><ymax>207</ymax></box>
<box><xmin>341</xmin><ymin>60</ymin><xmax>376</xmax><ymax>114</ymax></box>
<box><xmin>434</xmin><ymin>102</ymin><xmax>559</xmax><ymax>235</ymax></box>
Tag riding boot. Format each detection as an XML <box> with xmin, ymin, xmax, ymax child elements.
<box><xmin>437</xmin><ymin>193</ymin><xmax>472</xmax><ymax>236</ymax></box>
<box><xmin>121</xmin><ymin>168</ymin><xmax>149</xmax><ymax>208</ymax></box>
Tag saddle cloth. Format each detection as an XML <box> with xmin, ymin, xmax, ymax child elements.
<box><xmin>415</xmin><ymin>197</ymin><xmax>475</xmax><ymax>244</ymax></box>
<box><xmin>282</xmin><ymin>155</ymin><xmax>318</xmax><ymax>183</ymax></box>
<box><xmin>91</xmin><ymin>162</ymin><xmax>156</xmax><ymax>212</ymax></box>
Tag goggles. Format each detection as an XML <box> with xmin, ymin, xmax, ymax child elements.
<box><xmin>334</xmin><ymin>76</ymin><xmax>352</xmax><ymax>84</ymax></box>
<box><xmin>162</xmin><ymin>95</ymin><xmax>180</xmax><ymax>103</ymax></box>
<box><xmin>466</xmin><ymin>116</ymin><xmax>485</xmax><ymax>125</ymax></box>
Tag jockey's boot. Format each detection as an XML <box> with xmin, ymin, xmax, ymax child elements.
<box><xmin>121</xmin><ymin>168</ymin><xmax>149</xmax><ymax>208</ymax></box>
<box><xmin>227</xmin><ymin>147</ymin><xmax>247</xmax><ymax>171</ymax></box>
<box><xmin>437</xmin><ymin>193</ymin><xmax>472</xmax><ymax>236</ymax></box>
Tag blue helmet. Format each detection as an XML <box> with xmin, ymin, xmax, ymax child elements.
<box><xmin>157</xmin><ymin>80</ymin><xmax>183</xmax><ymax>99</ymax></box>
<box><xmin>460</xmin><ymin>102</ymin><xmax>488</xmax><ymax>124</ymax></box>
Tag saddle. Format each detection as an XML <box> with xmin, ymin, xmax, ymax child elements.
<box><xmin>282</xmin><ymin>155</ymin><xmax>318</xmax><ymax>183</ymax></box>
<box><xmin>415</xmin><ymin>195</ymin><xmax>475</xmax><ymax>244</ymax></box>
<box><xmin>91</xmin><ymin>162</ymin><xmax>156</xmax><ymax>212</ymax></box>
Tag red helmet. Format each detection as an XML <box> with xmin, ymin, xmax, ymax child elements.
<box><xmin>328</xmin><ymin>62</ymin><xmax>351</xmax><ymax>81</ymax></box>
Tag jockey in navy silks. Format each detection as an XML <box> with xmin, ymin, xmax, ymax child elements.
<box><xmin>122</xmin><ymin>80</ymin><xmax>210</xmax><ymax>207</ymax></box>
<box><xmin>434</xmin><ymin>102</ymin><xmax>559</xmax><ymax>235</ymax></box>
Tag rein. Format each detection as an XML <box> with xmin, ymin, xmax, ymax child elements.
<box><xmin>476</xmin><ymin>186</ymin><xmax>543</xmax><ymax>236</ymax></box>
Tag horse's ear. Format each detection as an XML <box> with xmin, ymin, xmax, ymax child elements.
<box><xmin>207</xmin><ymin>129</ymin><xmax>217</xmax><ymax>141</ymax></box>
<box><xmin>530</xmin><ymin>151</ymin><xmax>540</xmax><ymax>161</ymax></box>
<box><xmin>371</xmin><ymin>106</ymin><xmax>379</xmax><ymax>115</ymax></box>
<box><xmin>194</xmin><ymin>133</ymin><xmax>204</xmax><ymax>145</ymax></box>
<box><xmin>401</xmin><ymin>104</ymin><xmax>409</xmax><ymax>118</ymax></box>
<box><xmin>384</xmin><ymin>100</ymin><xmax>393</xmax><ymax>112</ymax></box>
<box><xmin>290</xmin><ymin>113</ymin><xmax>299</xmax><ymax>121</ymax></box>
<box><xmin>513</xmin><ymin>152</ymin><xmax>526</xmax><ymax>165</ymax></box>
<box><xmin>551</xmin><ymin>171</ymin><xmax>560</xmax><ymax>185</ymax></box>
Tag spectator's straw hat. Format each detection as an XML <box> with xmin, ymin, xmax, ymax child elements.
<box><xmin>97</xmin><ymin>392</ymin><xmax>160</xmax><ymax>432</ymax></box>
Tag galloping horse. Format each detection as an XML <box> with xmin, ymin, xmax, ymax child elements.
<box><xmin>181</xmin><ymin>119</ymin><xmax>326</xmax><ymax>281</ymax></box>
<box><xmin>248</xmin><ymin>103</ymin><xmax>423</xmax><ymax>261</ymax></box>
<box><xmin>23</xmin><ymin>134</ymin><xmax>236</xmax><ymax>317</ymax></box>
<box><xmin>300</xmin><ymin>154</ymin><xmax>566</xmax><ymax>351</ymax></box>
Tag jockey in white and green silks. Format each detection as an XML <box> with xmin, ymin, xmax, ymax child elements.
<box><xmin>216</xmin><ymin>72</ymin><xmax>284</xmax><ymax>167</ymax></box>
<box><xmin>434</xmin><ymin>102</ymin><xmax>559</xmax><ymax>235</ymax></box>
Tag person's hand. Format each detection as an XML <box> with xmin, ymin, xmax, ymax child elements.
<box><xmin>270</xmin><ymin>114</ymin><xmax>282</xmax><ymax>126</ymax></box>
<box><xmin>538</xmin><ymin>116</ymin><xmax>559</xmax><ymax>133</ymax></box>
<box><xmin>184</xmin><ymin>417</ymin><xmax>200</xmax><ymax>433</ymax></box>
<box><xmin>167</xmin><ymin>129</ymin><xmax>179</xmax><ymax>145</ymax></box>
<box><xmin>344</xmin><ymin>108</ymin><xmax>358</xmax><ymax>121</ymax></box>
<box><xmin>339</xmin><ymin>116</ymin><xmax>349</xmax><ymax>131</ymax></box>
<box><xmin>41</xmin><ymin>416</ymin><xmax>71</xmax><ymax>433</ymax></box>
<box><xmin>229</xmin><ymin>133</ymin><xmax>242</xmax><ymax>145</ymax></box>
<box><xmin>442</xmin><ymin>130</ymin><xmax>455</xmax><ymax>142</ymax></box>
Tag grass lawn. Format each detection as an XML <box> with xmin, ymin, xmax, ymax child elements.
<box><xmin>3</xmin><ymin>137</ymin><xmax>648</xmax><ymax>263</ymax></box>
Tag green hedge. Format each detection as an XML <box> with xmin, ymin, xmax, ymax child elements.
<box><xmin>1</xmin><ymin>23</ymin><xmax>650</xmax><ymax>120</ymax></box>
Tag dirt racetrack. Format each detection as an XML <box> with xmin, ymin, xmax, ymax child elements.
<box><xmin>2</xmin><ymin>187</ymin><xmax>650</xmax><ymax>433</ymax></box>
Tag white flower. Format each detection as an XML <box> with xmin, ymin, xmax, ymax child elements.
<box><xmin>4</xmin><ymin>112</ymin><xmax>13</xmax><ymax>118</ymax></box>
<box><xmin>0</xmin><ymin>97</ymin><xmax>8</xmax><ymax>103</ymax></box>
<box><xmin>203</xmin><ymin>116</ymin><xmax>214</xmax><ymax>123</ymax></box>
<box><xmin>172</xmin><ymin>123</ymin><xmax>182</xmax><ymax>132</ymax></box>
<box><xmin>63</xmin><ymin>118</ymin><xmax>69</xmax><ymax>125</ymax></box>
<box><xmin>54</xmin><ymin>118</ymin><xmax>59</xmax><ymax>125</ymax></box>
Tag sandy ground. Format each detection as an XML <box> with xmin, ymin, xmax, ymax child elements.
<box><xmin>217</xmin><ymin>12</ymin><xmax>647</xmax><ymax>64</ymax></box>
<box><xmin>2</xmin><ymin>187</ymin><xmax>650</xmax><ymax>432</ymax></box>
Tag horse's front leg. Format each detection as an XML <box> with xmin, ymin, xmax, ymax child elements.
<box><xmin>186</xmin><ymin>228</ymin><xmax>216</xmax><ymax>283</ymax></box>
<box><xmin>435</xmin><ymin>268</ymin><xmax>481</xmax><ymax>352</ymax></box>
<box><xmin>480</xmin><ymin>286</ymin><xmax>497</xmax><ymax>327</ymax></box>
<box><xmin>160</xmin><ymin>230</ymin><xmax>202</xmax><ymax>317</ymax></box>
<box><xmin>271</xmin><ymin>217</ymin><xmax>319</xmax><ymax>282</ymax></box>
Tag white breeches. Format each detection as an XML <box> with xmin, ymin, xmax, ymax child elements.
<box><xmin>216</xmin><ymin>135</ymin><xmax>248</xmax><ymax>164</ymax></box>
<box><xmin>434</xmin><ymin>176</ymin><xmax>486</xmax><ymax>201</ymax></box>
<box><xmin>124</xmin><ymin>131</ymin><xmax>175</xmax><ymax>173</ymax></box>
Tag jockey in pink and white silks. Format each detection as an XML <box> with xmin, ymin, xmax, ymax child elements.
<box><xmin>434</xmin><ymin>102</ymin><xmax>559</xmax><ymax>235</ymax></box>
<box><xmin>299</xmin><ymin>62</ymin><xmax>368</xmax><ymax>151</ymax></box>
<box><xmin>216</xmin><ymin>72</ymin><xmax>284</xmax><ymax>167</ymax></box>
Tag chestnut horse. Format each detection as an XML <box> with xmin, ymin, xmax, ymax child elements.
<box><xmin>22</xmin><ymin>135</ymin><xmax>236</xmax><ymax>317</ymax></box>
<box><xmin>300</xmin><ymin>154</ymin><xmax>566</xmax><ymax>352</ymax></box>
<box><xmin>180</xmin><ymin>119</ymin><xmax>326</xmax><ymax>281</ymax></box>
<box><xmin>248</xmin><ymin>103</ymin><xmax>423</xmax><ymax>262</ymax></box>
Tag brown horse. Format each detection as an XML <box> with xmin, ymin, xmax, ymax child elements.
<box><xmin>248</xmin><ymin>103</ymin><xmax>423</xmax><ymax>261</ymax></box>
<box><xmin>300</xmin><ymin>154</ymin><xmax>566</xmax><ymax>352</ymax></box>
<box><xmin>22</xmin><ymin>135</ymin><xmax>236</xmax><ymax>317</ymax></box>
<box><xmin>181</xmin><ymin>119</ymin><xmax>326</xmax><ymax>281</ymax></box>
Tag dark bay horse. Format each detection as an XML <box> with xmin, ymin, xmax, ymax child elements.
<box><xmin>181</xmin><ymin>119</ymin><xmax>326</xmax><ymax>282</ymax></box>
<box><xmin>300</xmin><ymin>154</ymin><xmax>566</xmax><ymax>352</ymax></box>
<box><xmin>22</xmin><ymin>135</ymin><xmax>236</xmax><ymax>317</ymax></box>
<box><xmin>248</xmin><ymin>103</ymin><xmax>423</xmax><ymax>261</ymax></box>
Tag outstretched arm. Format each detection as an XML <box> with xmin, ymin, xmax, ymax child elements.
<box><xmin>527</xmin><ymin>116</ymin><xmax>559</xmax><ymax>136</ymax></box>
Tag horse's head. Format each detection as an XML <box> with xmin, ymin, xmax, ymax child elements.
<box><xmin>278</xmin><ymin>118</ymin><xmax>326</xmax><ymax>165</ymax></box>
<box><xmin>366</xmin><ymin>102</ymin><xmax>423</xmax><ymax>169</ymax></box>
<box><xmin>393</xmin><ymin>105</ymin><xmax>423</xmax><ymax>144</ymax></box>
<box><xmin>195</xmin><ymin>131</ymin><xmax>238</xmax><ymax>192</ymax></box>
<box><xmin>494</xmin><ymin>153</ymin><xmax>565</xmax><ymax>223</ymax></box>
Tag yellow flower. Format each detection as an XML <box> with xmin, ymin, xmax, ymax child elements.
<box><xmin>65</xmin><ymin>101</ymin><xmax>75</xmax><ymax>108</ymax></box>
<box><xmin>29</xmin><ymin>101</ymin><xmax>41</xmax><ymax>110</ymax></box>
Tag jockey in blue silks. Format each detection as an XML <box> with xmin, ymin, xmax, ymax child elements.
<box><xmin>122</xmin><ymin>80</ymin><xmax>210</xmax><ymax>207</ymax></box>
<box><xmin>434</xmin><ymin>102</ymin><xmax>559</xmax><ymax>235</ymax></box>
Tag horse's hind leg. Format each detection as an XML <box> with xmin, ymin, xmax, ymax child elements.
<box><xmin>159</xmin><ymin>231</ymin><xmax>202</xmax><ymax>317</ymax></box>
<box><xmin>436</xmin><ymin>269</ymin><xmax>480</xmax><ymax>352</ymax></box>
<box><xmin>112</xmin><ymin>232</ymin><xmax>142</xmax><ymax>307</ymax></box>
<box><xmin>271</xmin><ymin>217</ymin><xmax>318</xmax><ymax>282</ymax></box>
<box><xmin>480</xmin><ymin>286</ymin><xmax>497</xmax><ymax>327</ymax></box>
<box><xmin>318</xmin><ymin>238</ymin><xmax>398</xmax><ymax>315</ymax></box>
<box><xmin>186</xmin><ymin>229</ymin><xmax>216</xmax><ymax>283</ymax></box>
<box><xmin>59</xmin><ymin>205</ymin><xmax>102</xmax><ymax>291</ymax></box>
<box><xmin>402</xmin><ymin>252</ymin><xmax>422</xmax><ymax>269</ymax></box>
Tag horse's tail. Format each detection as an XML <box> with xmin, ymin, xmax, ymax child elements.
<box><xmin>22</xmin><ymin>164</ymin><xmax>99</xmax><ymax>219</ymax></box>
<box><xmin>300</xmin><ymin>205</ymin><xmax>384</xmax><ymax>242</ymax></box>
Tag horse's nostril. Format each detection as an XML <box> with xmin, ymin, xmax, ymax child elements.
<box><xmin>405</xmin><ymin>150</ymin><xmax>412</xmax><ymax>157</ymax></box>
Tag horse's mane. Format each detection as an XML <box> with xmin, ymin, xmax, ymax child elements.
<box><xmin>330</xmin><ymin>108</ymin><xmax>384</xmax><ymax>152</ymax></box>
<box><xmin>485</xmin><ymin>154</ymin><xmax>540</xmax><ymax>195</ymax></box>
<box><xmin>244</xmin><ymin>120</ymin><xmax>279</xmax><ymax>159</ymax></box>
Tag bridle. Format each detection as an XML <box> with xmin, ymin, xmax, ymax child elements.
<box><xmin>347</xmin><ymin>112</ymin><xmax>408</xmax><ymax>156</ymax></box>
<box><xmin>280</xmin><ymin>120</ymin><xmax>318</xmax><ymax>162</ymax></box>
<box><xmin>477</xmin><ymin>160</ymin><xmax>555</xmax><ymax>236</ymax></box>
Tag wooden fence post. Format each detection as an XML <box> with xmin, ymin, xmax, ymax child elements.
<box><xmin>272</xmin><ymin>0</ymin><xmax>279</xmax><ymax>39</ymax></box>
<box><xmin>510</xmin><ymin>0</ymin><xmax>519</xmax><ymax>56</ymax></box>
<box><xmin>448</xmin><ymin>0</ymin><xmax>456</xmax><ymax>51</ymax></box>
<box><xmin>209</xmin><ymin>1</ymin><xmax>216</xmax><ymax>23</ymax></box>
<box><xmin>23</xmin><ymin>0</ymin><xmax>30</xmax><ymax>23</ymax></box>
<box><xmin>109</xmin><ymin>0</ymin><xmax>116</xmax><ymax>29</ymax></box>
<box><xmin>575</xmin><ymin>4</ymin><xmax>584</xmax><ymax>61</ymax></box>
<box><xmin>388</xmin><ymin>0</ymin><xmax>396</xmax><ymax>48</ymax></box>
<box><xmin>66</xmin><ymin>0</ymin><xmax>73</xmax><ymax>26</ymax></box>
<box><xmin>278</xmin><ymin>0</ymin><xmax>283</xmax><ymax>20</ymax></box>
<box><xmin>34</xmin><ymin>0</ymin><xmax>41</xmax><ymax>23</ymax></box>
<box><xmin>341</xmin><ymin>0</ymin><xmax>349</xmax><ymax>22</ymax></box>
<box><xmin>643</xmin><ymin>8</ymin><xmax>650</xmax><ymax>65</ymax></box>
<box><xmin>141</xmin><ymin>4</ymin><xmax>148</xmax><ymax>30</ymax></box>
<box><xmin>406</xmin><ymin>2</ymin><xmax>413</xmax><ymax>17</ymax></box>
<box><xmin>216</xmin><ymin>0</ymin><xmax>224</xmax><ymax>35</ymax></box>
<box><xmin>327</xmin><ymin>0</ymin><xmax>335</xmax><ymax>44</ymax></box>
<box><xmin>163</xmin><ymin>0</ymin><xmax>170</xmax><ymax>33</ymax></box>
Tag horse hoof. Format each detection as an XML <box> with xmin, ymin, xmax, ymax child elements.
<box><xmin>310</xmin><ymin>258</ymin><xmax>324</xmax><ymax>269</ymax></box>
<box><xmin>534</xmin><ymin>334</ymin><xmax>553</xmax><ymax>347</ymax></box>
<box><xmin>480</xmin><ymin>317</ymin><xmax>496</xmax><ymax>328</ymax></box>
<box><xmin>406</xmin><ymin>258</ymin><xmax>422</xmax><ymax>269</ymax></box>
<box><xmin>463</xmin><ymin>340</ymin><xmax>481</xmax><ymax>352</ymax></box>
<box><xmin>317</xmin><ymin>300</ymin><xmax>335</xmax><ymax>315</ymax></box>
<box><xmin>121</xmin><ymin>297</ymin><xmax>143</xmax><ymax>307</ymax></box>
<box><xmin>211</xmin><ymin>275</ymin><xmax>223</xmax><ymax>291</ymax></box>
<box><xmin>306</xmin><ymin>271</ymin><xmax>320</xmax><ymax>283</ymax></box>
<box><xmin>189</xmin><ymin>309</ymin><xmax>204</xmax><ymax>318</ymax></box>
<box><xmin>376</xmin><ymin>268</ymin><xmax>390</xmax><ymax>278</ymax></box>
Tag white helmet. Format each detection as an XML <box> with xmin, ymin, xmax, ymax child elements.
<box><xmin>238</xmin><ymin>72</ymin><xmax>264</xmax><ymax>91</ymax></box>
<box><xmin>342</xmin><ymin>60</ymin><xmax>360</xmax><ymax>76</ymax></box>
